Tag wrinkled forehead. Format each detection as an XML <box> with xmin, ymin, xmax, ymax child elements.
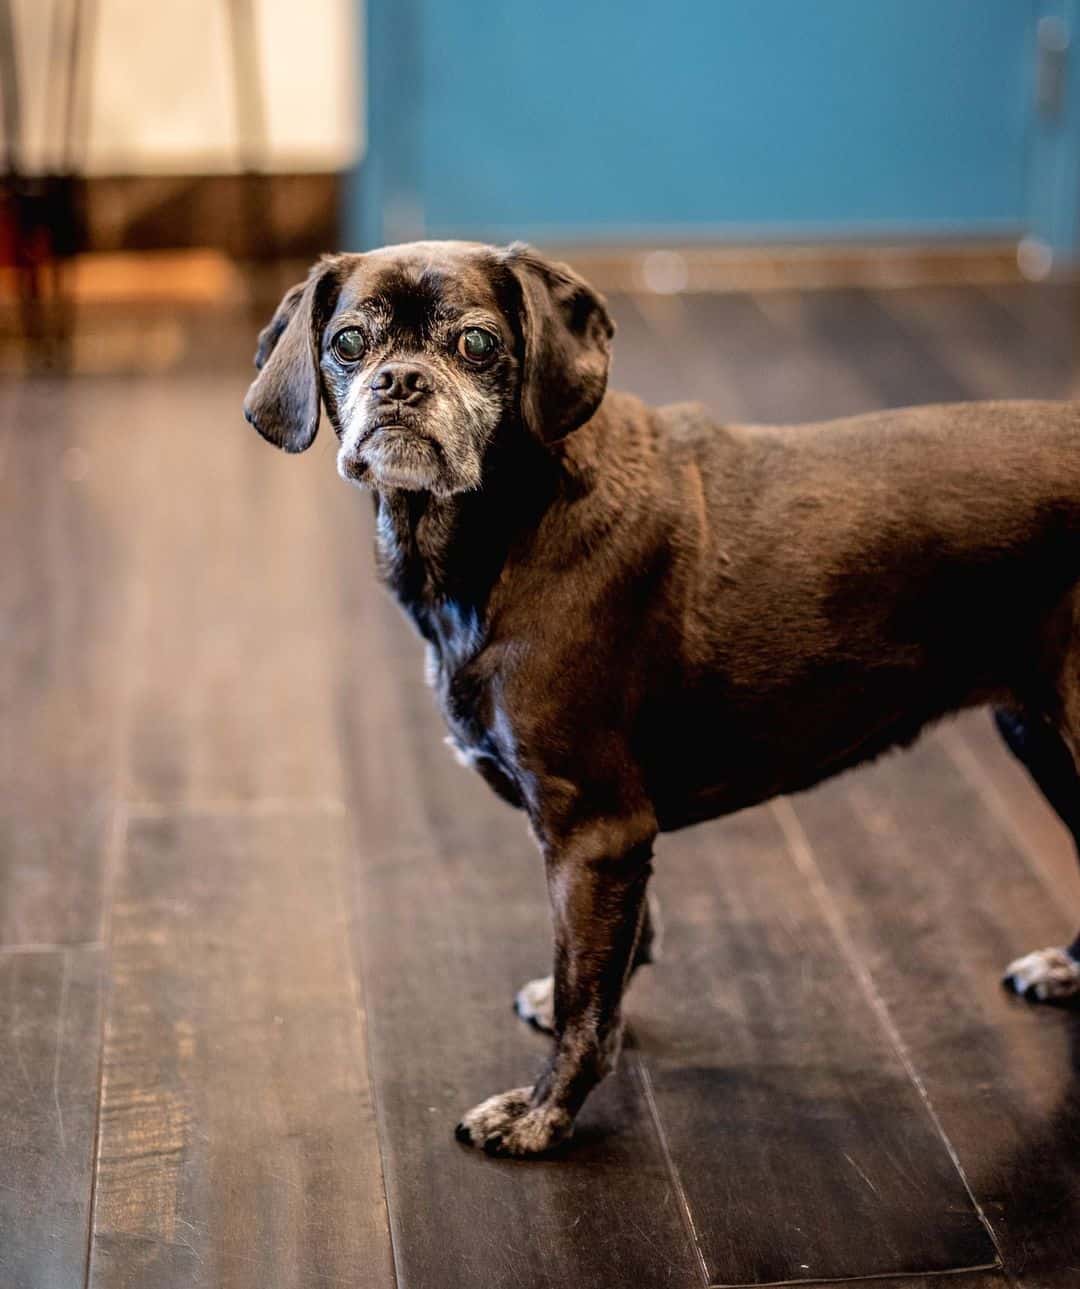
<box><xmin>332</xmin><ymin>243</ymin><xmax>511</xmax><ymax>330</ymax></box>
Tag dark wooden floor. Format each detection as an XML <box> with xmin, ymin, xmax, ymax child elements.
<box><xmin>4</xmin><ymin>279</ymin><xmax>1080</xmax><ymax>1289</ymax></box>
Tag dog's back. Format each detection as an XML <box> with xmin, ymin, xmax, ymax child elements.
<box><xmin>563</xmin><ymin>397</ymin><xmax>1080</xmax><ymax>823</ymax></box>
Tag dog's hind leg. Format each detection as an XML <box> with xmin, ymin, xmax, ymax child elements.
<box><xmin>995</xmin><ymin>706</ymin><xmax>1080</xmax><ymax>1001</ymax></box>
<box><xmin>514</xmin><ymin>889</ymin><xmax>662</xmax><ymax>1033</ymax></box>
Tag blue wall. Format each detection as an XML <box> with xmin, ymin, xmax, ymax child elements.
<box><xmin>352</xmin><ymin>0</ymin><xmax>1079</xmax><ymax>259</ymax></box>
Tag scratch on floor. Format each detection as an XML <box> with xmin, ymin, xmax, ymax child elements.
<box><xmin>6</xmin><ymin>961</ymin><xmax>35</xmax><ymax>1095</ymax></box>
<box><xmin>843</xmin><ymin>1151</ymin><xmax>879</xmax><ymax>1198</ymax></box>
<box><xmin>52</xmin><ymin>951</ymin><xmax>70</xmax><ymax>1154</ymax></box>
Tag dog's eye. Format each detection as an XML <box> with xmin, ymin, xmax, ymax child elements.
<box><xmin>457</xmin><ymin>328</ymin><xmax>498</xmax><ymax>363</ymax></box>
<box><xmin>331</xmin><ymin>328</ymin><xmax>366</xmax><ymax>364</ymax></box>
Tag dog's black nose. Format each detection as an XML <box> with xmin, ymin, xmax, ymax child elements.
<box><xmin>370</xmin><ymin>362</ymin><xmax>432</xmax><ymax>406</ymax></box>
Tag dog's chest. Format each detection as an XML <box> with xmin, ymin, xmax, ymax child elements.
<box><xmin>379</xmin><ymin>510</ymin><xmax>529</xmax><ymax>808</ymax></box>
<box><xmin>424</xmin><ymin>635</ymin><xmax>526</xmax><ymax>811</ymax></box>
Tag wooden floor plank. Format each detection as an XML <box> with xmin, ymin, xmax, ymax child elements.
<box><xmin>627</xmin><ymin>291</ymin><xmax>783</xmax><ymax>421</ymax></box>
<box><xmin>629</xmin><ymin>806</ymin><xmax>997</xmax><ymax>1287</ymax></box>
<box><xmin>120</xmin><ymin>376</ymin><xmax>348</xmax><ymax>809</ymax></box>
<box><xmin>786</xmin><ymin>1274</ymin><xmax>1006</xmax><ymax>1289</ymax></box>
<box><xmin>88</xmin><ymin>810</ymin><xmax>393</xmax><ymax>1289</ymax></box>
<box><xmin>877</xmin><ymin>285</ymin><xmax>1072</xmax><ymax>401</ymax></box>
<box><xmin>0</xmin><ymin>382</ymin><xmax>135</xmax><ymax>945</ymax></box>
<box><xmin>332</xmin><ymin>507</ymin><xmax>705</xmax><ymax>1289</ymax></box>
<box><xmin>794</xmin><ymin>287</ymin><xmax>970</xmax><ymax>409</ymax></box>
<box><xmin>786</xmin><ymin>739</ymin><xmax>1080</xmax><ymax>1289</ymax></box>
<box><xmin>978</xmin><ymin>281</ymin><xmax>1078</xmax><ymax>381</ymax></box>
<box><xmin>608</xmin><ymin>293</ymin><xmax>702</xmax><ymax>409</ymax></box>
<box><xmin>0</xmin><ymin>946</ymin><xmax>104</xmax><ymax>1289</ymax></box>
<box><xmin>637</xmin><ymin>290</ymin><xmax>880</xmax><ymax>426</ymax></box>
<box><xmin>939</xmin><ymin>711</ymin><xmax>1080</xmax><ymax>925</ymax></box>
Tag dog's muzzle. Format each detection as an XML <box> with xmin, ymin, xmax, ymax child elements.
<box><xmin>338</xmin><ymin>420</ymin><xmax>443</xmax><ymax>491</ymax></box>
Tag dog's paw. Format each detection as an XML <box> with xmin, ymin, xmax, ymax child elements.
<box><xmin>454</xmin><ymin>1087</ymin><xmax>573</xmax><ymax>1157</ymax></box>
<box><xmin>1003</xmin><ymin>946</ymin><xmax>1080</xmax><ymax>1002</ymax></box>
<box><xmin>514</xmin><ymin>974</ymin><xmax>555</xmax><ymax>1033</ymax></box>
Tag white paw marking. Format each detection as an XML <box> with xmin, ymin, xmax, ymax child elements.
<box><xmin>514</xmin><ymin>974</ymin><xmax>555</xmax><ymax>1033</ymax></box>
<box><xmin>455</xmin><ymin>1086</ymin><xmax>572</xmax><ymax>1156</ymax></box>
<box><xmin>1003</xmin><ymin>946</ymin><xmax>1080</xmax><ymax>1002</ymax></box>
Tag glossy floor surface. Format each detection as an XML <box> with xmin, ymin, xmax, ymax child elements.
<box><xmin>3</xmin><ymin>280</ymin><xmax>1080</xmax><ymax>1289</ymax></box>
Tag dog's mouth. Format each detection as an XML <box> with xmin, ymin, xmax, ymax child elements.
<box><xmin>364</xmin><ymin>419</ymin><xmax>417</xmax><ymax>438</ymax></box>
<box><xmin>338</xmin><ymin>422</ymin><xmax>445</xmax><ymax>492</ymax></box>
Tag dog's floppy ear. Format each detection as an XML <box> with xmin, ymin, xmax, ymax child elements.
<box><xmin>243</xmin><ymin>259</ymin><xmax>340</xmax><ymax>453</ymax></box>
<box><xmin>504</xmin><ymin>243</ymin><xmax>614</xmax><ymax>443</ymax></box>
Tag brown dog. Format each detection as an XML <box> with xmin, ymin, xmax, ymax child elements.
<box><xmin>245</xmin><ymin>241</ymin><xmax>1080</xmax><ymax>1157</ymax></box>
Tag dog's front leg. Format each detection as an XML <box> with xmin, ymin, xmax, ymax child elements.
<box><xmin>455</xmin><ymin>813</ymin><xmax>656</xmax><ymax>1157</ymax></box>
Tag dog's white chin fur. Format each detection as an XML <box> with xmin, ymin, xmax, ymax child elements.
<box><xmin>337</xmin><ymin>432</ymin><xmax>445</xmax><ymax>494</ymax></box>
<box><xmin>338</xmin><ymin>451</ymin><xmax>438</xmax><ymax>493</ymax></box>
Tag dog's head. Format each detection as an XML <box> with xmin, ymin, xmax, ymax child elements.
<box><xmin>243</xmin><ymin>241</ymin><xmax>614</xmax><ymax>496</ymax></box>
